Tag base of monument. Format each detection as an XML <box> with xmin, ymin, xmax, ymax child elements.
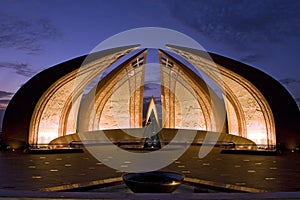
<box><xmin>220</xmin><ymin>149</ymin><xmax>279</xmax><ymax>156</ymax></box>
<box><xmin>27</xmin><ymin>148</ymin><xmax>84</xmax><ymax>154</ymax></box>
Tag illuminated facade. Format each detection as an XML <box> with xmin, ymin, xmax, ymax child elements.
<box><xmin>2</xmin><ymin>45</ymin><xmax>300</xmax><ymax>150</ymax></box>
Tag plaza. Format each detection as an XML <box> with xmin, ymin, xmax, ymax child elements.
<box><xmin>1</xmin><ymin>146</ymin><xmax>300</xmax><ymax>199</ymax></box>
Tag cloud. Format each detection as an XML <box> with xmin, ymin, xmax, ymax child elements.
<box><xmin>0</xmin><ymin>62</ymin><xmax>36</xmax><ymax>77</ymax></box>
<box><xmin>0</xmin><ymin>91</ymin><xmax>13</xmax><ymax>110</ymax></box>
<box><xmin>144</xmin><ymin>84</ymin><xmax>160</xmax><ymax>91</ymax></box>
<box><xmin>143</xmin><ymin>96</ymin><xmax>161</xmax><ymax>102</ymax></box>
<box><xmin>296</xmin><ymin>98</ymin><xmax>300</xmax><ymax>107</ymax></box>
<box><xmin>279</xmin><ymin>78</ymin><xmax>300</xmax><ymax>85</ymax></box>
<box><xmin>167</xmin><ymin>0</ymin><xmax>300</xmax><ymax>45</ymax></box>
<box><xmin>0</xmin><ymin>91</ymin><xmax>14</xmax><ymax>99</ymax></box>
<box><xmin>0</xmin><ymin>91</ymin><xmax>14</xmax><ymax>111</ymax></box>
<box><xmin>0</xmin><ymin>99</ymin><xmax>10</xmax><ymax>110</ymax></box>
<box><xmin>0</xmin><ymin>109</ymin><xmax>4</xmax><ymax>131</ymax></box>
<box><xmin>240</xmin><ymin>54</ymin><xmax>264</xmax><ymax>63</ymax></box>
<box><xmin>0</xmin><ymin>13</ymin><xmax>61</xmax><ymax>54</ymax></box>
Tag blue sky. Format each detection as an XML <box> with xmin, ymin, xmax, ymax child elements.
<box><xmin>0</xmin><ymin>0</ymin><xmax>299</xmax><ymax>130</ymax></box>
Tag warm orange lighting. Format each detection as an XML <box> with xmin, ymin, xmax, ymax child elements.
<box><xmin>28</xmin><ymin>46</ymin><xmax>277</xmax><ymax>149</ymax></box>
<box><xmin>29</xmin><ymin>47</ymin><xmax>138</xmax><ymax>146</ymax></box>
<box><xmin>145</xmin><ymin>97</ymin><xmax>160</xmax><ymax>127</ymax></box>
<box><xmin>167</xmin><ymin>46</ymin><xmax>276</xmax><ymax>147</ymax></box>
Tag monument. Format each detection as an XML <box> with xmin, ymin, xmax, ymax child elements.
<box><xmin>1</xmin><ymin>44</ymin><xmax>299</xmax><ymax>151</ymax></box>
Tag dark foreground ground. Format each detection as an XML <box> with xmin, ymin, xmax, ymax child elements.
<box><xmin>0</xmin><ymin>145</ymin><xmax>299</xmax><ymax>199</ymax></box>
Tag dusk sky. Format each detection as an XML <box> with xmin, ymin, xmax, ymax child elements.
<box><xmin>0</xmin><ymin>0</ymin><xmax>299</xmax><ymax>131</ymax></box>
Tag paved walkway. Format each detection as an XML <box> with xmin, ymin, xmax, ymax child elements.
<box><xmin>0</xmin><ymin>145</ymin><xmax>299</xmax><ymax>197</ymax></box>
<box><xmin>1</xmin><ymin>189</ymin><xmax>300</xmax><ymax>199</ymax></box>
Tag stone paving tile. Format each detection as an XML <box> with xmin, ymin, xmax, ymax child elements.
<box><xmin>0</xmin><ymin>146</ymin><xmax>299</xmax><ymax>192</ymax></box>
<box><xmin>162</xmin><ymin>146</ymin><xmax>300</xmax><ymax>192</ymax></box>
